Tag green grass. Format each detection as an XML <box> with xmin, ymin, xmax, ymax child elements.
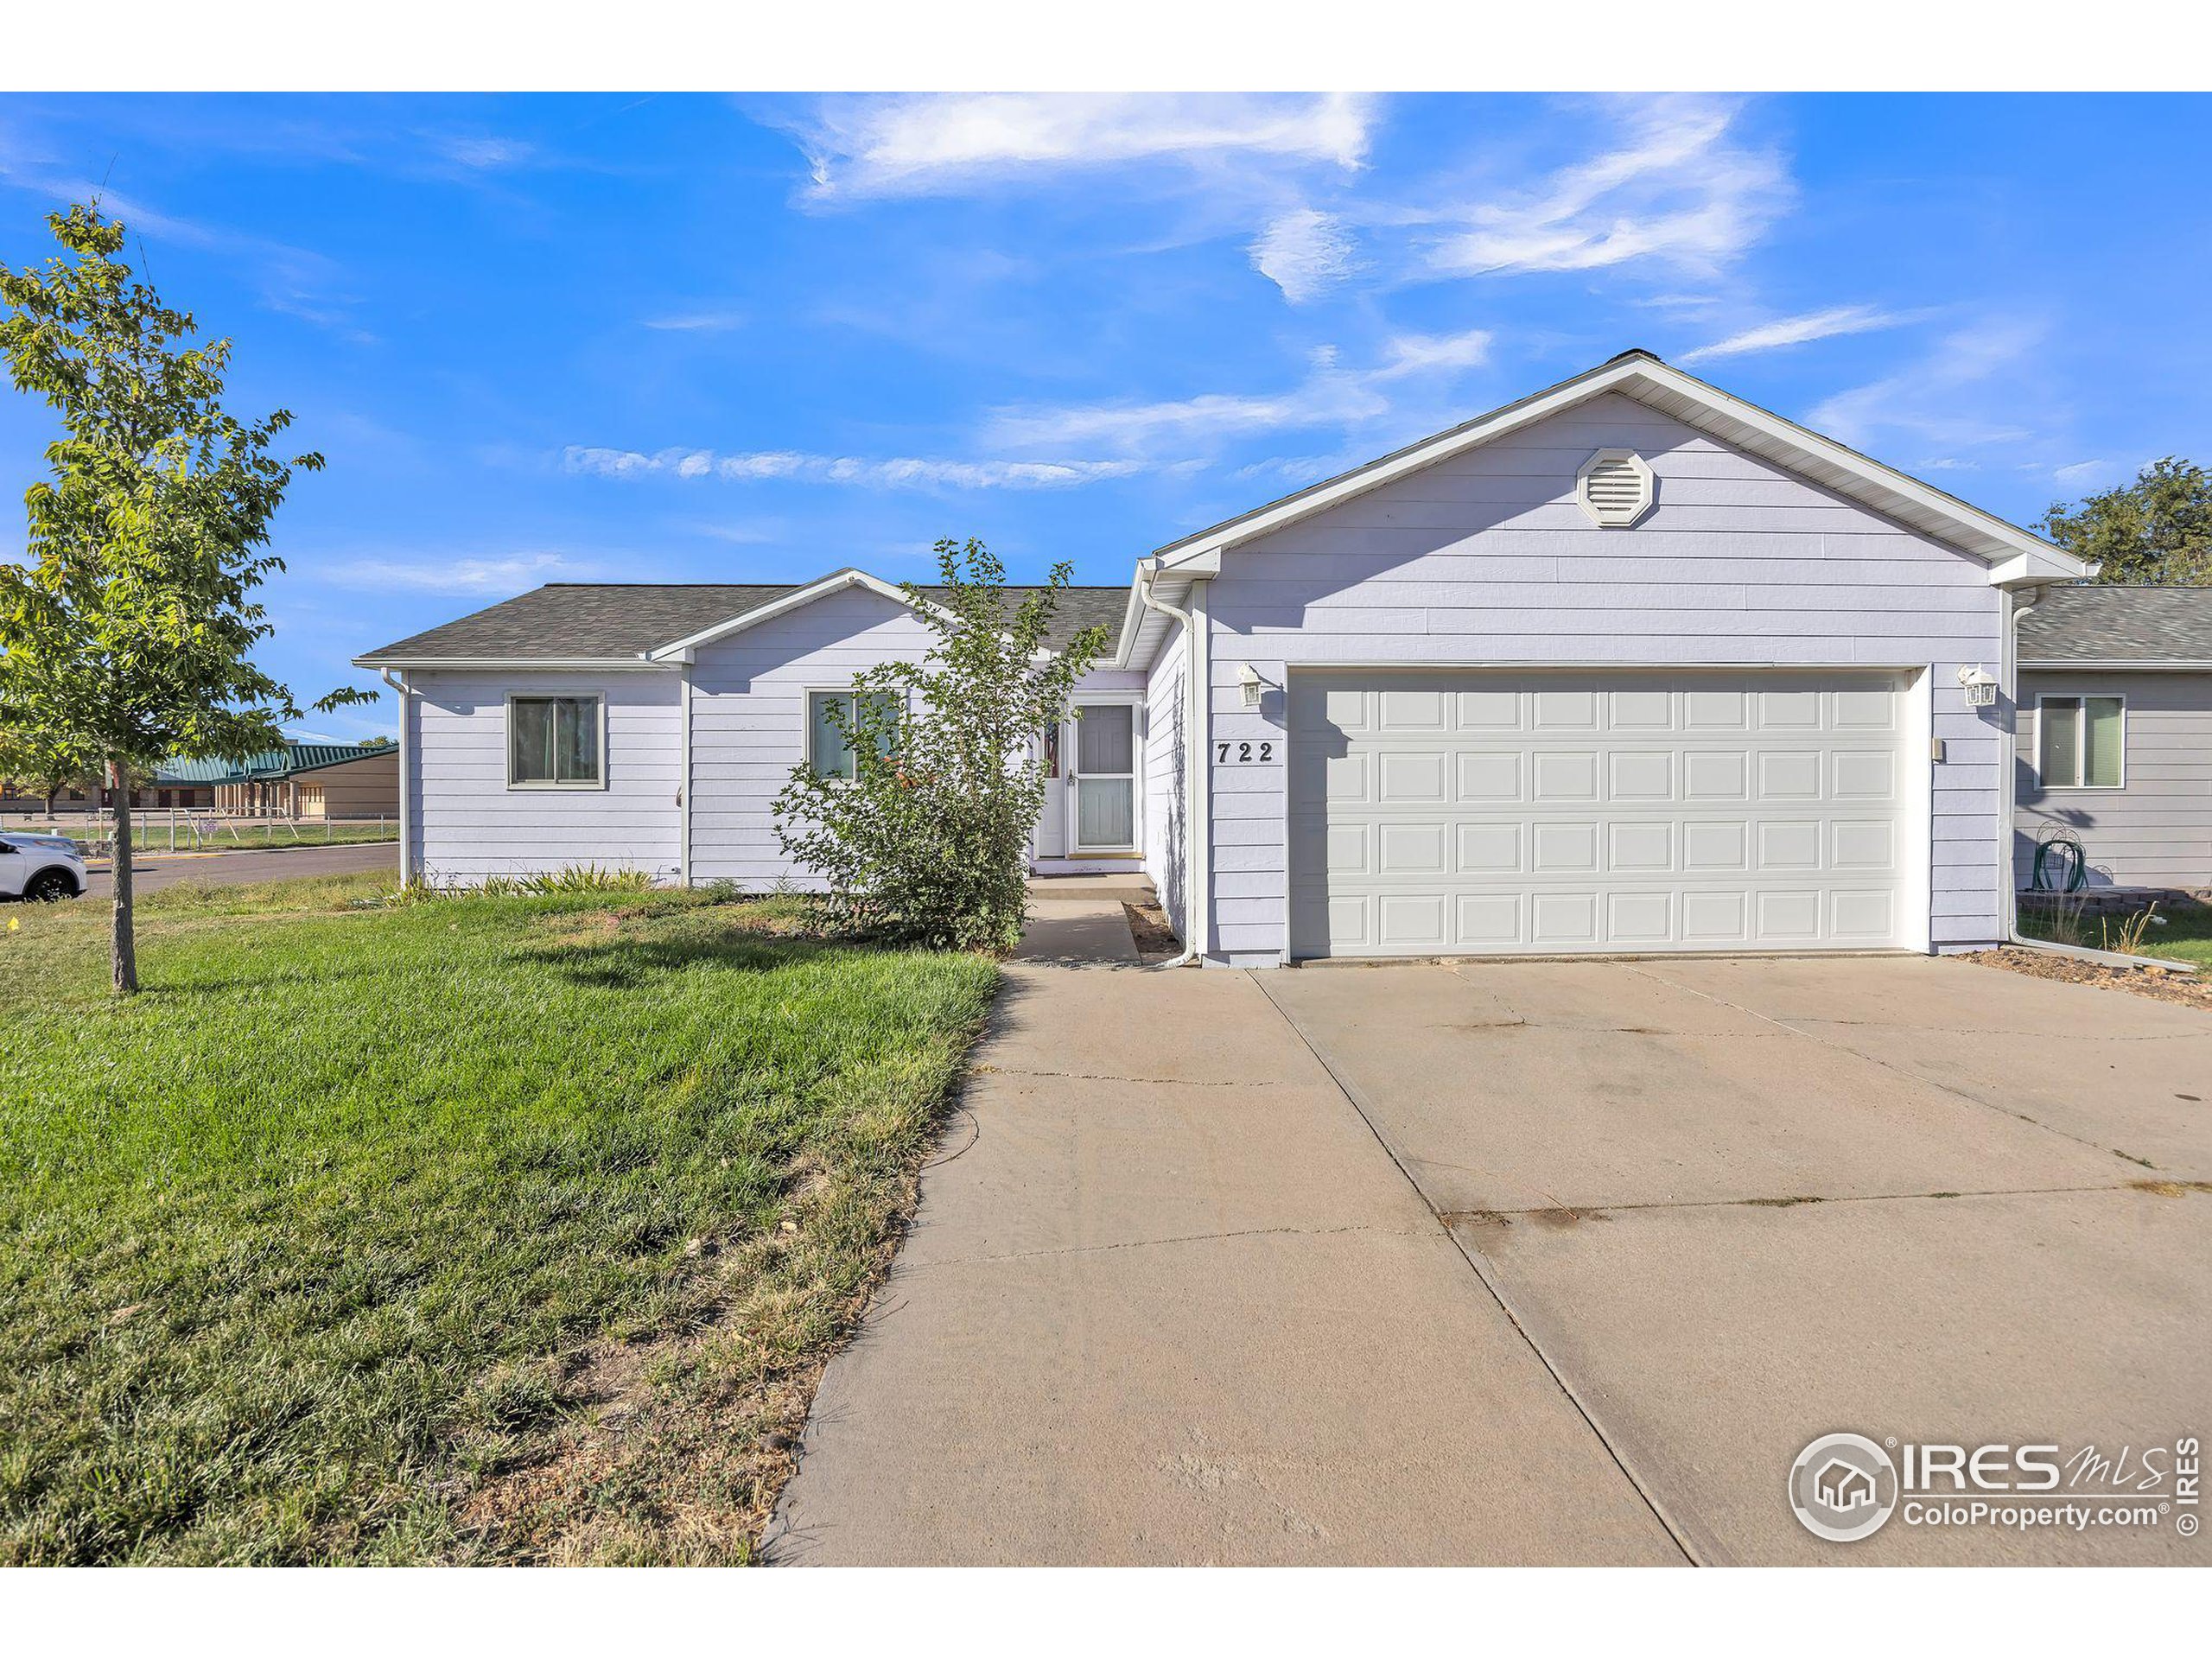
<box><xmin>0</xmin><ymin>871</ymin><xmax>997</xmax><ymax>1564</ymax></box>
<box><xmin>2017</xmin><ymin>899</ymin><xmax>2212</xmax><ymax>969</ymax></box>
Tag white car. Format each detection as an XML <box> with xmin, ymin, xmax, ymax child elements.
<box><xmin>0</xmin><ymin>832</ymin><xmax>88</xmax><ymax>902</ymax></box>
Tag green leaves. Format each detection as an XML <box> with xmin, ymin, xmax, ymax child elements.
<box><xmin>773</xmin><ymin>538</ymin><xmax>1109</xmax><ymax>951</ymax></box>
<box><xmin>2042</xmin><ymin>456</ymin><xmax>2212</xmax><ymax>587</ymax></box>
<box><xmin>1</xmin><ymin>200</ymin><xmax>373</xmax><ymax>989</ymax></box>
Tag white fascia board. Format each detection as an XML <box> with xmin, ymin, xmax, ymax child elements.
<box><xmin>1153</xmin><ymin>355</ymin><xmax>2088</xmax><ymax>577</ymax></box>
<box><xmin>350</xmin><ymin>654</ymin><xmax>676</xmax><ymax>671</ymax></box>
<box><xmin>1113</xmin><ymin>554</ymin><xmax>1215</xmax><ymax>671</ymax></box>
<box><xmin>2021</xmin><ymin>658</ymin><xmax>2212</xmax><ymax>671</ymax></box>
<box><xmin>645</xmin><ymin>569</ymin><xmax>955</xmax><ymax>661</ymax></box>
<box><xmin>1987</xmin><ymin>550</ymin><xmax>2098</xmax><ymax>587</ymax></box>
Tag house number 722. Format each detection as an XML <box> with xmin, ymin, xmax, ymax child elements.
<box><xmin>1215</xmin><ymin>741</ymin><xmax>1275</xmax><ymax>763</ymax></box>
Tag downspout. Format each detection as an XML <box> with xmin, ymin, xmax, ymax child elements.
<box><xmin>378</xmin><ymin>667</ymin><xmax>414</xmax><ymax>886</ymax></box>
<box><xmin>678</xmin><ymin>660</ymin><xmax>694</xmax><ymax>887</ymax></box>
<box><xmin>1135</xmin><ymin>559</ymin><xmax>1209</xmax><ymax>967</ymax></box>
<box><xmin>2000</xmin><ymin>582</ymin><xmax>2195</xmax><ymax>973</ymax></box>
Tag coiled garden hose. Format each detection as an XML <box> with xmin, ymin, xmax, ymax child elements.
<box><xmin>2031</xmin><ymin>829</ymin><xmax>2088</xmax><ymax>893</ymax></box>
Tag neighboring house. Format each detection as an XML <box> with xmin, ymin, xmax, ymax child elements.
<box><xmin>2</xmin><ymin>771</ymin><xmax>215</xmax><ymax>813</ymax></box>
<box><xmin>2015</xmin><ymin>585</ymin><xmax>2212</xmax><ymax>890</ymax></box>
<box><xmin>157</xmin><ymin>742</ymin><xmax>402</xmax><ymax>821</ymax></box>
<box><xmin>357</xmin><ymin>352</ymin><xmax>2093</xmax><ymax>963</ymax></box>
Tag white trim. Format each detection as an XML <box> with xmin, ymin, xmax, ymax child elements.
<box><xmin>1574</xmin><ymin>448</ymin><xmax>1655</xmax><ymax>528</ymax></box>
<box><xmin>505</xmin><ymin>691</ymin><xmax>608</xmax><ymax>791</ymax></box>
<box><xmin>2022</xmin><ymin>658</ymin><xmax>2212</xmax><ymax>671</ymax></box>
<box><xmin>1065</xmin><ymin>692</ymin><xmax>1143</xmax><ymax>855</ymax></box>
<box><xmin>378</xmin><ymin>667</ymin><xmax>415</xmax><ymax>884</ymax></box>
<box><xmin>2032</xmin><ymin>691</ymin><xmax>2128</xmax><ymax>791</ymax></box>
<box><xmin>647</xmin><ymin>569</ymin><xmax>956</xmax><ymax>662</ymax></box>
<box><xmin>353</xmin><ymin>656</ymin><xmax>674</xmax><ymax>672</ymax></box>
<box><xmin>1187</xmin><ymin>580</ymin><xmax>1213</xmax><ymax>960</ymax></box>
<box><xmin>678</xmin><ymin>665</ymin><xmax>694</xmax><ymax>887</ymax></box>
<box><xmin>1901</xmin><ymin>664</ymin><xmax>1936</xmax><ymax>955</ymax></box>
<box><xmin>1150</xmin><ymin>353</ymin><xmax>2090</xmax><ymax>578</ymax></box>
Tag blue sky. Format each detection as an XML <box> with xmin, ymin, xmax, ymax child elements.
<box><xmin>3</xmin><ymin>92</ymin><xmax>2209</xmax><ymax>741</ymax></box>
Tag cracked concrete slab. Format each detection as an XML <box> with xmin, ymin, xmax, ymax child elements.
<box><xmin>1770</xmin><ymin>1024</ymin><xmax>2212</xmax><ymax>1179</ymax></box>
<box><xmin>773</xmin><ymin>911</ymin><xmax>2212</xmax><ymax>1567</ymax></box>
<box><xmin>1452</xmin><ymin>1185</ymin><xmax>2212</xmax><ymax>1564</ymax></box>
<box><xmin>1263</xmin><ymin>967</ymin><xmax>2126</xmax><ymax>1212</ymax></box>
<box><xmin>773</xmin><ymin>1224</ymin><xmax>1681</xmax><ymax>1565</ymax></box>
<box><xmin>769</xmin><ymin>901</ymin><xmax>1681</xmax><ymax>1566</ymax></box>
<box><xmin>893</xmin><ymin>1067</ymin><xmax>1429</xmax><ymax>1270</ymax></box>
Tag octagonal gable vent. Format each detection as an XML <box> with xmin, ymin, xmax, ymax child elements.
<box><xmin>1576</xmin><ymin>448</ymin><xmax>1655</xmax><ymax>528</ymax></box>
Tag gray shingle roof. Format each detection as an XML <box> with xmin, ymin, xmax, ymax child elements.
<box><xmin>2017</xmin><ymin>584</ymin><xmax>2212</xmax><ymax>664</ymax></box>
<box><xmin>358</xmin><ymin>578</ymin><xmax>1129</xmax><ymax>663</ymax></box>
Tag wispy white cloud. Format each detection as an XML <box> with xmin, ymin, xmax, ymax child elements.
<box><xmin>424</xmin><ymin>134</ymin><xmax>536</xmax><ymax>170</ymax></box>
<box><xmin>2052</xmin><ymin>459</ymin><xmax>2111</xmax><ymax>483</ymax></box>
<box><xmin>1249</xmin><ymin>207</ymin><xmax>1358</xmax><ymax>303</ymax></box>
<box><xmin>1423</xmin><ymin>97</ymin><xmax>1789</xmax><ymax>280</ymax></box>
<box><xmin>796</xmin><ymin>92</ymin><xmax>1374</xmax><ymax>199</ymax></box>
<box><xmin>1678</xmin><ymin>304</ymin><xmax>1913</xmax><ymax>365</ymax></box>
<box><xmin>642</xmin><ymin>309</ymin><xmax>747</xmax><ymax>333</ymax></box>
<box><xmin>0</xmin><ymin>160</ymin><xmax>372</xmax><ymax>343</ymax></box>
<box><xmin>322</xmin><ymin>551</ymin><xmax>610</xmax><ymax>595</ymax></box>
<box><xmin>988</xmin><ymin>327</ymin><xmax>1491</xmax><ymax>454</ymax></box>
<box><xmin>561</xmin><ymin>447</ymin><xmax>1150</xmax><ymax>490</ymax></box>
<box><xmin>1808</xmin><ymin>320</ymin><xmax>2045</xmax><ymax>451</ymax></box>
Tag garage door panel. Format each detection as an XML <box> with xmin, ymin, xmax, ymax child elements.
<box><xmin>1288</xmin><ymin>670</ymin><xmax>1911</xmax><ymax>957</ymax></box>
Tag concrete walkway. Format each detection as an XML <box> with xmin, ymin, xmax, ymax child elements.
<box><xmin>766</xmin><ymin>899</ymin><xmax>1683</xmax><ymax>1565</ymax></box>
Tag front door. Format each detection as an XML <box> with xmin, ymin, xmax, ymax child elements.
<box><xmin>1068</xmin><ymin>702</ymin><xmax>1137</xmax><ymax>853</ymax></box>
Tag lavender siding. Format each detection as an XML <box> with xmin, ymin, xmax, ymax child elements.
<box><xmin>409</xmin><ymin>669</ymin><xmax>682</xmax><ymax>883</ymax></box>
<box><xmin>685</xmin><ymin>582</ymin><xmax>1141</xmax><ymax>888</ymax></box>
<box><xmin>2015</xmin><ymin>670</ymin><xmax>2212</xmax><ymax>888</ymax></box>
<box><xmin>687</xmin><ymin>586</ymin><xmax>937</xmax><ymax>889</ymax></box>
<box><xmin>1194</xmin><ymin>391</ymin><xmax>2006</xmax><ymax>964</ymax></box>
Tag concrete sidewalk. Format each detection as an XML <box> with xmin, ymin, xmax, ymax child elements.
<box><xmin>766</xmin><ymin>899</ymin><xmax>1682</xmax><ymax>1565</ymax></box>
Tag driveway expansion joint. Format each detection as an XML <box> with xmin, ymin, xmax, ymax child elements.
<box><xmin>1438</xmin><ymin>1180</ymin><xmax>2148</xmax><ymax>1226</ymax></box>
<box><xmin>897</xmin><ymin>1219</ymin><xmax>1440</xmax><ymax>1274</ymax></box>
<box><xmin>1248</xmin><ymin>969</ymin><xmax>1702</xmax><ymax>1567</ymax></box>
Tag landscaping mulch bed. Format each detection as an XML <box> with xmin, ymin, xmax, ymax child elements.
<box><xmin>1974</xmin><ymin>945</ymin><xmax>2212</xmax><ymax>1013</ymax></box>
<box><xmin>1122</xmin><ymin>899</ymin><xmax>1184</xmax><ymax>963</ymax></box>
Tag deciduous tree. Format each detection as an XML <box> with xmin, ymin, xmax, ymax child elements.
<box><xmin>0</xmin><ymin>202</ymin><xmax>369</xmax><ymax>991</ymax></box>
<box><xmin>2041</xmin><ymin>457</ymin><xmax>2212</xmax><ymax>585</ymax></box>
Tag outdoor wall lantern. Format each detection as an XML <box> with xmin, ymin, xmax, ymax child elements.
<box><xmin>1238</xmin><ymin>664</ymin><xmax>1264</xmax><ymax>707</ymax></box>
<box><xmin>1956</xmin><ymin>664</ymin><xmax>1999</xmax><ymax>708</ymax></box>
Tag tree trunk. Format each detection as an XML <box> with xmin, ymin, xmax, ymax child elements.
<box><xmin>110</xmin><ymin>761</ymin><xmax>138</xmax><ymax>996</ymax></box>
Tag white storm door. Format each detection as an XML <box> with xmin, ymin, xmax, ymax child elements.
<box><xmin>1070</xmin><ymin>702</ymin><xmax>1137</xmax><ymax>852</ymax></box>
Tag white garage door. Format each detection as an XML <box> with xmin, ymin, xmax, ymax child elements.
<box><xmin>1287</xmin><ymin>670</ymin><xmax>1911</xmax><ymax>957</ymax></box>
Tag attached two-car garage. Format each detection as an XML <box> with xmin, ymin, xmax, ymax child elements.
<box><xmin>1287</xmin><ymin>670</ymin><xmax>1916</xmax><ymax>958</ymax></box>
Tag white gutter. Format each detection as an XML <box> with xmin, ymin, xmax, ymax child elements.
<box><xmin>1135</xmin><ymin>559</ymin><xmax>1209</xmax><ymax>967</ymax></box>
<box><xmin>377</xmin><ymin>667</ymin><xmax>414</xmax><ymax>885</ymax></box>
<box><xmin>1999</xmin><ymin>584</ymin><xmax>2195</xmax><ymax>974</ymax></box>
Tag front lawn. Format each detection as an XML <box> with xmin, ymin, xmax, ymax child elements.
<box><xmin>2017</xmin><ymin>899</ymin><xmax>2212</xmax><ymax>969</ymax></box>
<box><xmin>0</xmin><ymin>873</ymin><xmax>996</xmax><ymax>1564</ymax></box>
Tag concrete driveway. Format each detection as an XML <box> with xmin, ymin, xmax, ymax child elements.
<box><xmin>771</xmin><ymin>920</ymin><xmax>2211</xmax><ymax>1566</ymax></box>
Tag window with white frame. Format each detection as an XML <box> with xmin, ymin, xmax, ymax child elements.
<box><xmin>807</xmin><ymin>690</ymin><xmax>899</xmax><ymax>780</ymax></box>
<box><xmin>508</xmin><ymin>695</ymin><xmax>604</xmax><ymax>788</ymax></box>
<box><xmin>2038</xmin><ymin>695</ymin><xmax>2125</xmax><ymax>789</ymax></box>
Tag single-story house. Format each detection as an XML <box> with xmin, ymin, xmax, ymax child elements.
<box><xmin>2015</xmin><ymin>584</ymin><xmax>2212</xmax><ymax>890</ymax></box>
<box><xmin>357</xmin><ymin>350</ymin><xmax>2097</xmax><ymax>965</ymax></box>
<box><xmin>156</xmin><ymin>742</ymin><xmax>402</xmax><ymax>821</ymax></box>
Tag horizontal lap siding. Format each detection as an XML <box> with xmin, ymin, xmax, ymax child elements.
<box><xmin>1200</xmin><ymin>391</ymin><xmax>2005</xmax><ymax>963</ymax></box>
<box><xmin>2015</xmin><ymin>671</ymin><xmax>2212</xmax><ymax>887</ymax></box>
<box><xmin>688</xmin><ymin>588</ymin><xmax>936</xmax><ymax>889</ymax></box>
<box><xmin>687</xmin><ymin>586</ymin><xmax>1140</xmax><ymax>888</ymax></box>
<box><xmin>411</xmin><ymin>671</ymin><xmax>681</xmax><ymax>882</ymax></box>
